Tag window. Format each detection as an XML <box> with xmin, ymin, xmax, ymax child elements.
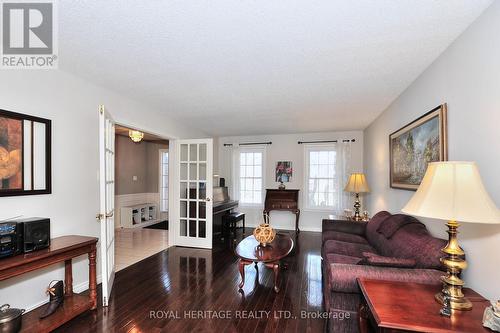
<box><xmin>304</xmin><ymin>144</ymin><xmax>351</xmax><ymax>211</ymax></box>
<box><xmin>159</xmin><ymin>150</ymin><xmax>168</xmax><ymax>211</ymax></box>
<box><xmin>237</xmin><ymin>149</ymin><xmax>264</xmax><ymax>205</ymax></box>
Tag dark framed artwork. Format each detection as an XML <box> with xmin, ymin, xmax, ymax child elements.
<box><xmin>0</xmin><ymin>109</ymin><xmax>51</xmax><ymax>196</ymax></box>
<box><xmin>389</xmin><ymin>104</ymin><xmax>447</xmax><ymax>190</ymax></box>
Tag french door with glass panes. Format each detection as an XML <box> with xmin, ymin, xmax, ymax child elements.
<box><xmin>97</xmin><ymin>105</ymin><xmax>115</xmax><ymax>306</ymax></box>
<box><xmin>176</xmin><ymin>139</ymin><xmax>213</xmax><ymax>248</ymax></box>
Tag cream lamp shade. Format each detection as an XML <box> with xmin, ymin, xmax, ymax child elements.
<box><xmin>344</xmin><ymin>173</ymin><xmax>370</xmax><ymax>193</ymax></box>
<box><xmin>402</xmin><ymin>161</ymin><xmax>500</xmax><ymax>224</ymax></box>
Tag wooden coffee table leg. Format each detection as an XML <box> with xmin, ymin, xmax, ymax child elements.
<box><xmin>272</xmin><ymin>263</ymin><xmax>280</xmax><ymax>293</ymax></box>
<box><xmin>238</xmin><ymin>260</ymin><xmax>252</xmax><ymax>289</ymax></box>
<box><xmin>264</xmin><ymin>261</ymin><xmax>280</xmax><ymax>293</ymax></box>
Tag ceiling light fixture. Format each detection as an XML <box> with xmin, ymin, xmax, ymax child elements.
<box><xmin>129</xmin><ymin>130</ymin><xmax>144</xmax><ymax>143</ymax></box>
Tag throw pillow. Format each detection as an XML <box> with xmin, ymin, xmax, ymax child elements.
<box><xmin>377</xmin><ymin>214</ymin><xmax>423</xmax><ymax>238</ymax></box>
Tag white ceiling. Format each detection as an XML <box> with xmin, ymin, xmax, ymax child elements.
<box><xmin>59</xmin><ymin>0</ymin><xmax>493</xmax><ymax>136</ymax></box>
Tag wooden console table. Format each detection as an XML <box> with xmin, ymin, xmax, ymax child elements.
<box><xmin>263</xmin><ymin>189</ymin><xmax>300</xmax><ymax>232</ymax></box>
<box><xmin>0</xmin><ymin>235</ymin><xmax>98</xmax><ymax>333</ymax></box>
<box><xmin>358</xmin><ymin>278</ymin><xmax>491</xmax><ymax>333</ymax></box>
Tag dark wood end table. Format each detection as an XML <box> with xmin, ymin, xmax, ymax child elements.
<box><xmin>357</xmin><ymin>278</ymin><xmax>491</xmax><ymax>333</ymax></box>
<box><xmin>235</xmin><ymin>233</ymin><xmax>294</xmax><ymax>293</ymax></box>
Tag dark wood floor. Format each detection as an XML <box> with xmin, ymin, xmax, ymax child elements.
<box><xmin>55</xmin><ymin>229</ymin><xmax>325</xmax><ymax>333</ymax></box>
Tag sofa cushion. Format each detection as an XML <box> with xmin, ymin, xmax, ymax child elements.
<box><xmin>328</xmin><ymin>263</ymin><xmax>443</xmax><ymax>293</ymax></box>
<box><xmin>365</xmin><ymin>211</ymin><xmax>392</xmax><ymax>254</ymax></box>
<box><xmin>322</xmin><ymin>230</ymin><xmax>368</xmax><ymax>245</ymax></box>
<box><xmin>326</xmin><ymin>253</ymin><xmax>363</xmax><ymax>265</ymax></box>
<box><xmin>360</xmin><ymin>252</ymin><xmax>416</xmax><ymax>268</ymax></box>
<box><xmin>377</xmin><ymin>214</ymin><xmax>423</xmax><ymax>238</ymax></box>
<box><xmin>323</xmin><ymin>240</ymin><xmax>376</xmax><ymax>258</ymax></box>
<box><xmin>383</xmin><ymin>224</ymin><xmax>446</xmax><ymax>270</ymax></box>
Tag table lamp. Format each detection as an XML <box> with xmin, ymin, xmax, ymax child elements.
<box><xmin>344</xmin><ymin>173</ymin><xmax>370</xmax><ymax>221</ymax></box>
<box><xmin>402</xmin><ymin>161</ymin><xmax>500</xmax><ymax>310</ymax></box>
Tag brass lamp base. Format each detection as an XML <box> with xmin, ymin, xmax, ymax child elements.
<box><xmin>435</xmin><ymin>220</ymin><xmax>473</xmax><ymax>311</ymax></box>
<box><xmin>353</xmin><ymin>193</ymin><xmax>362</xmax><ymax>221</ymax></box>
<box><xmin>435</xmin><ymin>292</ymin><xmax>472</xmax><ymax>311</ymax></box>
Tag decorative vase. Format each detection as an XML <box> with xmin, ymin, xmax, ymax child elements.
<box><xmin>278</xmin><ymin>181</ymin><xmax>286</xmax><ymax>190</ymax></box>
<box><xmin>253</xmin><ymin>223</ymin><xmax>275</xmax><ymax>247</ymax></box>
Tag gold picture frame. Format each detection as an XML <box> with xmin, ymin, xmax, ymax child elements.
<box><xmin>389</xmin><ymin>104</ymin><xmax>448</xmax><ymax>190</ymax></box>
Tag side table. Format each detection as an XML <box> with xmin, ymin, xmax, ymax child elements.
<box><xmin>357</xmin><ymin>278</ymin><xmax>491</xmax><ymax>333</ymax></box>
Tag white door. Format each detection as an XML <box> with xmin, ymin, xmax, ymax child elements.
<box><xmin>97</xmin><ymin>105</ymin><xmax>115</xmax><ymax>306</ymax></box>
<box><xmin>176</xmin><ymin>139</ymin><xmax>213</xmax><ymax>248</ymax></box>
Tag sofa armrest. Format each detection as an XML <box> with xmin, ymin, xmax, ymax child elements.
<box><xmin>322</xmin><ymin>219</ymin><xmax>367</xmax><ymax>236</ymax></box>
<box><xmin>328</xmin><ymin>263</ymin><xmax>443</xmax><ymax>293</ymax></box>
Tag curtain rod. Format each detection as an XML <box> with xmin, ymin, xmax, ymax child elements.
<box><xmin>223</xmin><ymin>141</ymin><xmax>272</xmax><ymax>147</ymax></box>
<box><xmin>297</xmin><ymin>139</ymin><xmax>355</xmax><ymax>144</ymax></box>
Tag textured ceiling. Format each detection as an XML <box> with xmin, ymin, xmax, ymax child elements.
<box><xmin>59</xmin><ymin>0</ymin><xmax>493</xmax><ymax>136</ymax></box>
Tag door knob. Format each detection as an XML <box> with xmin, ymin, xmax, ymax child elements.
<box><xmin>206</xmin><ymin>197</ymin><xmax>211</xmax><ymax>202</ymax></box>
<box><xmin>106</xmin><ymin>210</ymin><xmax>114</xmax><ymax>218</ymax></box>
<box><xmin>96</xmin><ymin>213</ymin><xmax>104</xmax><ymax>221</ymax></box>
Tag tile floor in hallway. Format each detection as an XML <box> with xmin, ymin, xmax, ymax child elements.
<box><xmin>115</xmin><ymin>227</ymin><xmax>169</xmax><ymax>271</ymax></box>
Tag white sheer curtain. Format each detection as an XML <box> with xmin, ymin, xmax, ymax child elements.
<box><xmin>304</xmin><ymin>142</ymin><xmax>352</xmax><ymax>214</ymax></box>
<box><xmin>335</xmin><ymin>141</ymin><xmax>352</xmax><ymax>214</ymax></box>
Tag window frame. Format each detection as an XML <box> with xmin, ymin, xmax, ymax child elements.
<box><xmin>159</xmin><ymin>149</ymin><xmax>169</xmax><ymax>212</ymax></box>
<box><xmin>234</xmin><ymin>147</ymin><xmax>266</xmax><ymax>207</ymax></box>
<box><xmin>303</xmin><ymin>144</ymin><xmax>339</xmax><ymax>211</ymax></box>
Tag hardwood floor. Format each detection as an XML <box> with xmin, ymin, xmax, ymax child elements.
<box><xmin>55</xmin><ymin>229</ymin><xmax>325</xmax><ymax>333</ymax></box>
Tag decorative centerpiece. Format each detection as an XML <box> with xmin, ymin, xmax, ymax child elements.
<box><xmin>253</xmin><ymin>214</ymin><xmax>275</xmax><ymax>247</ymax></box>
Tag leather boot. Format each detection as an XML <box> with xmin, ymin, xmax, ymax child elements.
<box><xmin>40</xmin><ymin>280</ymin><xmax>64</xmax><ymax>319</ymax></box>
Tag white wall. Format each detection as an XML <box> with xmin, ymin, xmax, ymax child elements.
<box><xmin>364</xmin><ymin>2</ymin><xmax>500</xmax><ymax>301</ymax></box>
<box><xmin>0</xmin><ymin>69</ymin><xmax>205</xmax><ymax>311</ymax></box>
<box><xmin>217</xmin><ymin>131</ymin><xmax>364</xmax><ymax>232</ymax></box>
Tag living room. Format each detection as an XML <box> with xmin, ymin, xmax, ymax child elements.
<box><xmin>0</xmin><ymin>1</ymin><xmax>499</xmax><ymax>333</ymax></box>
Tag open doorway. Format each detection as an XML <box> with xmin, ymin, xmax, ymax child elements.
<box><xmin>113</xmin><ymin>124</ymin><xmax>170</xmax><ymax>271</ymax></box>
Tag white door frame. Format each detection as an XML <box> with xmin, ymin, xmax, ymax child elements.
<box><xmin>112</xmin><ymin>121</ymin><xmax>175</xmax><ymax>246</ymax></box>
<box><xmin>99</xmin><ymin>115</ymin><xmax>212</xmax><ymax>298</ymax></box>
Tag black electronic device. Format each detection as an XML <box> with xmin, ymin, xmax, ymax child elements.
<box><xmin>0</xmin><ymin>222</ymin><xmax>21</xmax><ymax>258</ymax></box>
<box><xmin>13</xmin><ymin>217</ymin><xmax>51</xmax><ymax>253</ymax></box>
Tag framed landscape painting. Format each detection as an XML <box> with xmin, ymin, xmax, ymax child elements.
<box><xmin>390</xmin><ymin>104</ymin><xmax>447</xmax><ymax>190</ymax></box>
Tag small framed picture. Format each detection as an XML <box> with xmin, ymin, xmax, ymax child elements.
<box><xmin>276</xmin><ymin>161</ymin><xmax>292</xmax><ymax>182</ymax></box>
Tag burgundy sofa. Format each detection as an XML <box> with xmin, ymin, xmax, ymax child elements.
<box><xmin>322</xmin><ymin>211</ymin><xmax>446</xmax><ymax>332</ymax></box>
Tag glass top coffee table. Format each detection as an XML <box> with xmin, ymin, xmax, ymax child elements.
<box><xmin>235</xmin><ymin>233</ymin><xmax>294</xmax><ymax>293</ymax></box>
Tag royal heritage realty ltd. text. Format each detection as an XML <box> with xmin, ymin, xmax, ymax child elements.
<box><xmin>149</xmin><ymin>310</ymin><xmax>350</xmax><ymax>320</ymax></box>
